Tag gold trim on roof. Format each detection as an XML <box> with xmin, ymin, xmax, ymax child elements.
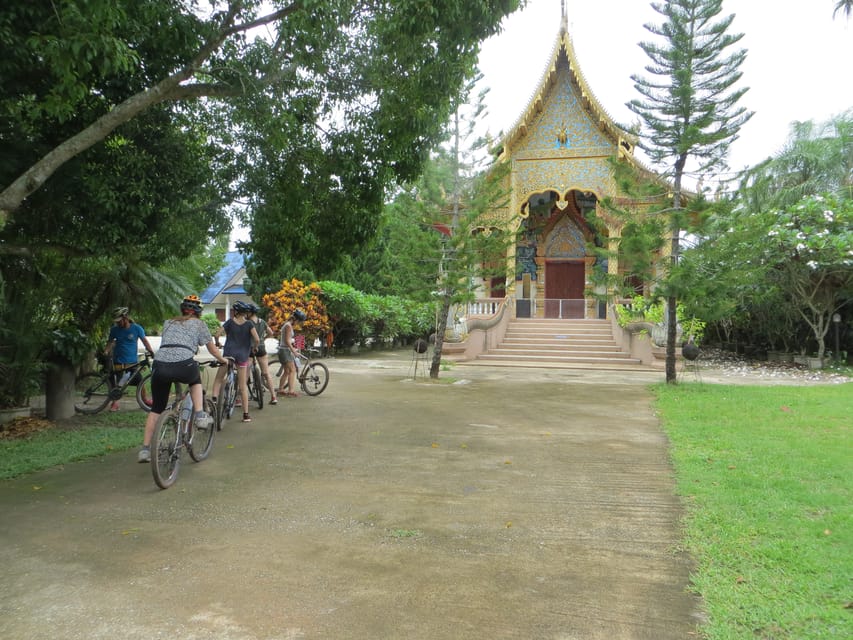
<box><xmin>499</xmin><ymin>22</ymin><xmax>638</xmax><ymax>162</ymax></box>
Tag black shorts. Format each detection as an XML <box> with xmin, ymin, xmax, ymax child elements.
<box><xmin>150</xmin><ymin>359</ymin><xmax>201</xmax><ymax>414</ymax></box>
<box><xmin>255</xmin><ymin>346</ymin><xmax>267</xmax><ymax>357</ymax></box>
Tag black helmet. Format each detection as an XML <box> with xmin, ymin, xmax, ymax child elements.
<box><xmin>232</xmin><ymin>300</ymin><xmax>251</xmax><ymax>313</ymax></box>
<box><xmin>292</xmin><ymin>309</ymin><xmax>307</xmax><ymax>321</ymax></box>
<box><xmin>180</xmin><ymin>295</ymin><xmax>203</xmax><ymax>316</ymax></box>
<box><xmin>113</xmin><ymin>306</ymin><xmax>129</xmax><ymax>322</ymax></box>
<box><xmin>247</xmin><ymin>302</ymin><xmax>260</xmax><ymax>314</ymax></box>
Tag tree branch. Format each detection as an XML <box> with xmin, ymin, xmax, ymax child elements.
<box><xmin>0</xmin><ymin>1</ymin><xmax>299</xmax><ymax>223</ymax></box>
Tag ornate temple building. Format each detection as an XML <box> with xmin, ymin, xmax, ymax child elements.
<box><xmin>482</xmin><ymin>7</ymin><xmax>660</xmax><ymax>320</ymax></box>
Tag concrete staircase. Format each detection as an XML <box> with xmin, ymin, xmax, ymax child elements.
<box><xmin>469</xmin><ymin>318</ymin><xmax>647</xmax><ymax>371</ymax></box>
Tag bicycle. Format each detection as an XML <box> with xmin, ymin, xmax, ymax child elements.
<box><xmin>277</xmin><ymin>351</ymin><xmax>330</xmax><ymax>396</ymax></box>
<box><xmin>214</xmin><ymin>357</ymin><xmax>238</xmax><ymax>429</ymax></box>
<box><xmin>74</xmin><ymin>353</ymin><xmax>155</xmax><ymax>414</ymax></box>
<box><xmin>151</xmin><ymin>376</ymin><xmax>218</xmax><ymax>490</ymax></box>
<box><xmin>246</xmin><ymin>353</ymin><xmax>264</xmax><ymax>410</ymax></box>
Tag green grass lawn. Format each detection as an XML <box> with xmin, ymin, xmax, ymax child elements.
<box><xmin>654</xmin><ymin>383</ymin><xmax>852</xmax><ymax>639</ymax></box>
<box><xmin>0</xmin><ymin>410</ymin><xmax>144</xmax><ymax>480</ymax></box>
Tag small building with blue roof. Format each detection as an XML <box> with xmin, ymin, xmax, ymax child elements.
<box><xmin>200</xmin><ymin>251</ymin><xmax>259</xmax><ymax>321</ymax></box>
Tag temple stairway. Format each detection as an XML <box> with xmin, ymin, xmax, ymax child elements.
<box><xmin>465</xmin><ymin>318</ymin><xmax>648</xmax><ymax>371</ymax></box>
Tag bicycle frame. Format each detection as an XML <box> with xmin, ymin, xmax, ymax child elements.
<box><xmin>151</xmin><ymin>370</ymin><xmax>217</xmax><ymax>490</ymax></box>
<box><xmin>214</xmin><ymin>358</ymin><xmax>239</xmax><ymax>428</ymax></box>
<box><xmin>74</xmin><ymin>353</ymin><xmax>153</xmax><ymax>414</ymax></box>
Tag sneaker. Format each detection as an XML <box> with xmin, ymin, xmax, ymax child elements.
<box><xmin>137</xmin><ymin>447</ymin><xmax>150</xmax><ymax>463</ymax></box>
<box><xmin>242</xmin><ymin>413</ymin><xmax>252</xmax><ymax>423</ymax></box>
<box><xmin>194</xmin><ymin>411</ymin><xmax>214</xmax><ymax>430</ymax></box>
<box><xmin>110</xmin><ymin>402</ymin><xmax>120</xmax><ymax>412</ymax></box>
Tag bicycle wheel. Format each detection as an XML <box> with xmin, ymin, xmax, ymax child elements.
<box><xmin>251</xmin><ymin>365</ymin><xmax>264</xmax><ymax>410</ymax></box>
<box><xmin>300</xmin><ymin>362</ymin><xmax>329</xmax><ymax>396</ymax></box>
<box><xmin>74</xmin><ymin>373</ymin><xmax>112</xmax><ymax>414</ymax></box>
<box><xmin>135</xmin><ymin>372</ymin><xmax>153</xmax><ymax>412</ymax></box>
<box><xmin>188</xmin><ymin>396</ymin><xmax>216</xmax><ymax>462</ymax></box>
<box><xmin>151</xmin><ymin>412</ymin><xmax>182</xmax><ymax>489</ymax></box>
<box><xmin>218</xmin><ymin>373</ymin><xmax>236</xmax><ymax>429</ymax></box>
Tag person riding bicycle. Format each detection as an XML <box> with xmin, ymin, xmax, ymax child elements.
<box><xmin>105</xmin><ymin>307</ymin><xmax>155</xmax><ymax>412</ymax></box>
<box><xmin>246</xmin><ymin>303</ymin><xmax>278</xmax><ymax>405</ymax></box>
<box><xmin>276</xmin><ymin>308</ymin><xmax>307</xmax><ymax>398</ymax></box>
<box><xmin>212</xmin><ymin>300</ymin><xmax>260</xmax><ymax>423</ymax></box>
<box><xmin>138</xmin><ymin>296</ymin><xmax>227</xmax><ymax>464</ymax></box>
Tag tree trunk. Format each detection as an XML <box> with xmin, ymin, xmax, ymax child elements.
<box><xmin>666</xmin><ymin>154</ymin><xmax>687</xmax><ymax>384</ymax></box>
<box><xmin>430</xmin><ymin>293</ymin><xmax>452</xmax><ymax>378</ymax></box>
<box><xmin>45</xmin><ymin>361</ymin><xmax>76</xmax><ymax>421</ymax></box>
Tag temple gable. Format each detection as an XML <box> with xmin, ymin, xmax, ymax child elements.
<box><xmin>516</xmin><ymin>59</ymin><xmax>611</xmax><ymax>154</ymax></box>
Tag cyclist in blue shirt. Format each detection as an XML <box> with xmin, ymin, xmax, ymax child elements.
<box><xmin>106</xmin><ymin>307</ymin><xmax>155</xmax><ymax>411</ymax></box>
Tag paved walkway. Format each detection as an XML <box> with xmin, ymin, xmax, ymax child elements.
<box><xmin>0</xmin><ymin>351</ymin><xmax>704</xmax><ymax>639</ymax></box>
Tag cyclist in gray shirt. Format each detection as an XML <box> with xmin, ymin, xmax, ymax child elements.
<box><xmin>137</xmin><ymin>295</ymin><xmax>227</xmax><ymax>464</ymax></box>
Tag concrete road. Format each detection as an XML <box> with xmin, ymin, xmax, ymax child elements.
<box><xmin>0</xmin><ymin>351</ymin><xmax>704</xmax><ymax>639</ymax></box>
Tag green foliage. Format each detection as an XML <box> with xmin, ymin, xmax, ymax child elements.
<box><xmin>738</xmin><ymin>110</ymin><xmax>853</xmax><ymax>211</ymax></box>
<box><xmin>627</xmin><ymin>0</ymin><xmax>752</xmax><ymax>178</ymax></box>
<box><xmin>48</xmin><ymin>325</ymin><xmax>96</xmax><ymax>365</ymax></box>
<box><xmin>317</xmin><ymin>280</ymin><xmax>435</xmax><ymax>347</ymax></box>
<box><xmin>0</xmin><ymin>283</ymin><xmax>47</xmax><ymax>408</ymax></box>
<box><xmin>315</xmin><ymin>281</ymin><xmax>368</xmax><ymax>326</ymax></box>
<box><xmin>614</xmin><ymin>295</ymin><xmax>706</xmax><ymax>343</ymax></box>
<box><xmin>655</xmin><ymin>383</ymin><xmax>852</xmax><ymax>639</ymax></box>
<box><xmin>682</xmin><ymin>113</ymin><xmax>853</xmax><ymax>354</ymax></box>
<box><xmin>626</xmin><ymin>0</ymin><xmax>752</xmax><ymax>380</ymax></box>
<box><xmin>1</xmin><ymin>0</ymin><xmax>522</xmax><ymax>411</ymax></box>
<box><xmin>201</xmin><ymin>314</ymin><xmax>221</xmax><ymax>336</ymax></box>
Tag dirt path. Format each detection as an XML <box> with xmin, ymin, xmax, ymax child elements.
<box><xmin>1</xmin><ymin>352</ymin><xmax>718</xmax><ymax>639</ymax></box>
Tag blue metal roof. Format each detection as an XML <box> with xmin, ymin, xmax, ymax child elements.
<box><xmin>200</xmin><ymin>251</ymin><xmax>246</xmax><ymax>303</ymax></box>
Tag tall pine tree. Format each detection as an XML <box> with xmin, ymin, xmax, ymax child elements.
<box><xmin>627</xmin><ymin>0</ymin><xmax>752</xmax><ymax>382</ymax></box>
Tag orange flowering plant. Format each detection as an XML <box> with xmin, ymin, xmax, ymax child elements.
<box><xmin>261</xmin><ymin>278</ymin><xmax>331</xmax><ymax>340</ymax></box>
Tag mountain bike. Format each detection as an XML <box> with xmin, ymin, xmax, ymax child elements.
<box><xmin>277</xmin><ymin>351</ymin><xmax>330</xmax><ymax>396</ymax></box>
<box><xmin>151</xmin><ymin>381</ymin><xmax>218</xmax><ymax>490</ymax></box>
<box><xmin>215</xmin><ymin>357</ymin><xmax>238</xmax><ymax>429</ymax></box>
<box><xmin>246</xmin><ymin>353</ymin><xmax>264</xmax><ymax>410</ymax></box>
<box><xmin>74</xmin><ymin>353</ymin><xmax>154</xmax><ymax>414</ymax></box>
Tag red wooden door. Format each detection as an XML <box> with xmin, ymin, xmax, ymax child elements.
<box><xmin>544</xmin><ymin>261</ymin><xmax>585</xmax><ymax>318</ymax></box>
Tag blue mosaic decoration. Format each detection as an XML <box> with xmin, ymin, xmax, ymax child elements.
<box><xmin>518</xmin><ymin>65</ymin><xmax>611</xmax><ymax>153</ymax></box>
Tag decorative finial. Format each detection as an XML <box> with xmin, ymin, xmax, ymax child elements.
<box><xmin>561</xmin><ymin>0</ymin><xmax>568</xmax><ymax>32</ymax></box>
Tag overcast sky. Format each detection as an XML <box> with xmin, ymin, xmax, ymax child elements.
<box><xmin>476</xmin><ymin>0</ymin><xmax>853</xmax><ymax>178</ymax></box>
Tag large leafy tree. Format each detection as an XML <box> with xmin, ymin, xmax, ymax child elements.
<box><xmin>427</xmin><ymin>93</ymin><xmax>512</xmax><ymax>378</ymax></box>
<box><xmin>237</xmin><ymin>2</ymin><xmax>522</xmax><ymax>293</ymax></box>
<box><xmin>680</xmin><ymin>112</ymin><xmax>853</xmax><ymax>358</ymax></box>
<box><xmin>627</xmin><ymin>0</ymin><xmax>752</xmax><ymax>382</ymax></box>
<box><xmin>0</xmin><ymin>0</ymin><xmax>521</xmax><ymax>414</ymax></box>
<box><xmin>738</xmin><ymin>110</ymin><xmax>853</xmax><ymax>211</ymax></box>
<box><xmin>1</xmin><ymin>0</ymin><xmax>522</xmax><ymax>232</ymax></box>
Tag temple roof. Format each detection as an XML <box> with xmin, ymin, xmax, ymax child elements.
<box><xmin>499</xmin><ymin>15</ymin><xmax>638</xmax><ymax>162</ymax></box>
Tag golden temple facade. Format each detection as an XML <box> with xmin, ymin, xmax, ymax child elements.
<box><xmin>485</xmin><ymin>11</ymin><xmax>659</xmax><ymax>320</ymax></box>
